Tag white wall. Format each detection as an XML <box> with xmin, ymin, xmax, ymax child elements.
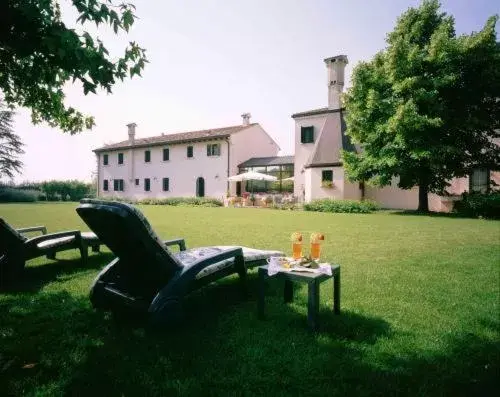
<box><xmin>98</xmin><ymin>139</ymin><xmax>229</xmax><ymax>200</ymax></box>
<box><xmin>293</xmin><ymin>115</ymin><xmax>328</xmax><ymax>201</ymax></box>
<box><xmin>364</xmin><ymin>177</ymin><xmax>419</xmax><ymax>209</ymax></box>
<box><xmin>229</xmin><ymin>124</ymin><xmax>280</xmax><ymax>195</ymax></box>
<box><xmin>305</xmin><ymin>166</ymin><xmax>346</xmax><ymax>202</ymax></box>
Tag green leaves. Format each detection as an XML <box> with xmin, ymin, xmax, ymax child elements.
<box><xmin>0</xmin><ymin>0</ymin><xmax>148</xmax><ymax>134</ymax></box>
<box><xmin>344</xmin><ymin>0</ymin><xmax>500</xmax><ymax>208</ymax></box>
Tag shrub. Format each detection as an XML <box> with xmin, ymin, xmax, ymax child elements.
<box><xmin>453</xmin><ymin>192</ymin><xmax>500</xmax><ymax>219</ymax></box>
<box><xmin>41</xmin><ymin>180</ymin><xmax>94</xmax><ymax>201</ymax></box>
<box><xmin>138</xmin><ymin>197</ymin><xmax>223</xmax><ymax>207</ymax></box>
<box><xmin>0</xmin><ymin>187</ymin><xmax>38</xmax><ymax>202</ymax></box>
<box><xmin>304</xmin><ymin>199</ymin><xmax>379</xmax><ymax>213</ymax></box>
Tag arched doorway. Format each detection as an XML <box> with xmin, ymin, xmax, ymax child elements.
<box><xmin>196</xmin><ymin>177</ymin><xmax>205</xmax><ymax>197</ymax></box>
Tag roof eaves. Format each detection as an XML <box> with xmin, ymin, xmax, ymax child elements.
<box><xmin>93</xmin><ymin>134</ymin><xmax>231</xmax><ymax>153</ymax></box>
<box><xmin>291</xmin><ymin>107</ymin><xmax>344</xmax><ymax>119</ymax></box>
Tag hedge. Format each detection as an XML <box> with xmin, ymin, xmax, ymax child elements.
<box><xmin>304</xmin><ymin>199</ymin><xmax>379</xmax><ymax>213</ymax></box>
<box><xmin>453</xmin><ymin>192</ymin><xmax>500</xmax><ymax>219</ymax></box>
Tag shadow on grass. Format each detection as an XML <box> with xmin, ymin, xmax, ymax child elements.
<box><xmin>389</xmin><ymin>209</ymin><xmax>476</xmax><ymax>219</ymax></box>
<box><xmin>0</xmin><ymin>276</ymin><xmax>498</xmax><ymax>396</ymax></box>
<box><xmin>1</xmin><ymin>252</ymin><xmax>113</xmax><ymax>294</ymax></box>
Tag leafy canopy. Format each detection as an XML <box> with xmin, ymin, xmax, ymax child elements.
<box><xmin>0</xmin><ymin>0</ymin><xmax>148</xmax><ymax>133</ymax></box>
<box><xmin>343</xmin><ymin>0</ymin><xmax>499</xmax><ymax>197</ymax></box>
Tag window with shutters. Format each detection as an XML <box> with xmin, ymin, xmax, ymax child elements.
<box><xmin>187</xmin><ymin>146</ymin><xmax>193</xmax><ymax>158</ymax></box>
<box><xmin>163</xmin><ymin>148</ymin><xmax>170</xmax><ymax>161</ymax></box>
<box><xmin>135</xmin><ymin>179</ymin><xmax>139</xmax><ymax>186</ymax></box>
<box><xmin>103</xmin><ymin>180</ymin><xmax>108</xmax><ymax>191</ymax></box>
<box><xmin>162</xmin><ymin>177</ymin><xmax>170</xmax><ymax>191</ymax></box>
<box><xmin>300</xmin><ymin>126</ymin><xmax>314</xmax><ymax>143</ymax></box>
<box><xmin>207</xmin><ymin>143</ymin><xmax>220</xmax><ymax>157</ymax></box>
<box><xmin>118</xmin><ymin>152</ymin><xmax>124</xmax><ymax>164</ymax></box>
<box><xmin>144</xmin><ymin>150</ymin><xmax>151</xmax><ymax>163</ymax></box>
<box><xmin>103</xmin><ymin>154</ymin><xmax>108</xmax><ymax>165</ymax></box>
<box><xmin>144</xmin><ymin>178</ymin><xmax>151</xmax><ymax>191</ymax></box>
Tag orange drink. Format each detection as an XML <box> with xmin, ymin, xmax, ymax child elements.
<box><xmin>292</xmin><ymin>242</ymin><xmax>303</xmax><ymax>259</ymax></box>
<box><xmin>310</xmin><ymin>242</ymin><xmax>321</xmax><ymax>260</ymax></box>
<box><xmin>291</xmin><ymin>232</ymin><xmax>303</xmax><ymax>259</ymax></box>
<box><xmin>309</xmin><ymin>232</ymin><xmax>325</xmax><ymax>260</ymax></box>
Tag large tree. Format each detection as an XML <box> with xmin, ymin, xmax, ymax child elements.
<box><xmin>0</xmin><ymin>0</ymin><xmax>148</xmax><ymax>134</ymax></box>
<box><xmin>343</xmin><ymin>0</ymin><xmax>500</xmax><ymax>211</ymax></box>
<box><xmin>0</xmin><ymin>101</ymin><xmax>23</xmax><ymax>179</ymax></box>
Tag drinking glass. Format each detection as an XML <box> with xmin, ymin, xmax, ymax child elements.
<box><xmin>292</xmin><ymin>242</ymin><xmax>303</xmax><ymax>259</ymax></box>
<box><xmin>310</xmin><ymin>242</ymin><xmax>321</xmax><ymax>260</ymax></box>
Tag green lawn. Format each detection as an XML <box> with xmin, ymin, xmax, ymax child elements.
<box><xmin>1</xmin><ymin>203</ymin><xmax>499</xmax><ymax>396</ymax></box>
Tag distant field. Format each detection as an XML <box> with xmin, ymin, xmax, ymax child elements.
<box><xmin>1</xmin><ymin>202</ymin><xmax>499</xmax><ymax>396</ymax></box>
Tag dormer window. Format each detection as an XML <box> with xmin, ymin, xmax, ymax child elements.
<box><xmin>301</xmin><ymin>126</ymin><xmax>314</xmax><ymax>143</ymax></box>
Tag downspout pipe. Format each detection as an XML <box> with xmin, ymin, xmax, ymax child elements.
<box><xmin>226</xmin><ymin>138</ymin><xmax>230</xmax><ymax>194</ymax></box>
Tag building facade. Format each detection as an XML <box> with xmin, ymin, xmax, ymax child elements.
<box><xmin>291</xmin><ymin>55</ymin><xmax>499</xmax><ymax>211</ymax></box>
<box><xmin>94</xmin><ymin>115</ymin><xmax>280</xmax><ymax>200</ymax></box>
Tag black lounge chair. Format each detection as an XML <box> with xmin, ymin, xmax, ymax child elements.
<box><xmin>0</xmin><ymin>219</ymin><xmax>84</xmax><ymax>287</ymax></box>
<box><xmin>76</xmin><ymin>199</ymin><xmax>283</xmax><ymax>325</ymax></box>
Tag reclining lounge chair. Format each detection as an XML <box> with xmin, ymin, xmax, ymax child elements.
<box><xmin>0</xmin><ymin>219</ymin><xmax>84</xmax><ymax>287</ymax></box>
<box><xmin>76</xmin><ymin>199</ymin><xmax>283</xmax><ymax>325</ymax></box>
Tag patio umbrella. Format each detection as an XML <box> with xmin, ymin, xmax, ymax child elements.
<box><xmin>228</xmin><ymin>171</ymin><xmax>277</xmax><ymax>195</ymax></box>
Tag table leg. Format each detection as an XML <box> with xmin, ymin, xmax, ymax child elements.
<box><xmin>258</xmin><ymin>268</ymin><xmax>266</xmax><ymax>320</ymax></box>
<box><xmin>91</xmin><ymin>244</ymin><xmax>100</xmax><ymax>253</ymax></box>
<box><xmin>307</xmin><ymin>279</ymin><xmax>320</xmax><ymax>331</ymax></box>
<box><xmin>333</xmin><ymin>268</ymin><xmax>340</xmax><ymax>314</ymax></box>
<box><xmin>284</xmin><ymin>279</ymin><xmax>294</xmax><ymax>303</ymax></box>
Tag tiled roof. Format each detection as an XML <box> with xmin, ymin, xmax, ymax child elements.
<box><xmin>238</xmin><ymin>156</ymin><xmax>294</xmax><ymax>168</ymax></box>
<box><xmin>94</xmin><ymin>123</ymin><xmax>258</xmax><ymax>152</ymax></box>
<box><xmin>291</xmin><ymin>107</ymin><xmax>342</xmax><ymax>119</ymax></box>
<box><xmin>305</xmin><ymin>111</ymin><xmax>356</xmax><ymax>168</ymax></box>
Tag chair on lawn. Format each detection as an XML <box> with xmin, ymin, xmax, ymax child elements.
<box><xmin>0</xmin><ymin>218</ymin><xmax>85</xmax><ymax>287</ymax></box>
<box><xmin>76</xmin><ymin>199</ymin><xmax>284</xmax><ymax>326</ymax></box>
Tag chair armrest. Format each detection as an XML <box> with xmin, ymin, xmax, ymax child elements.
<box><xmin>150</xmin><ymin>247</ymin><xmax>244</xmax><ymax>306</ymax></box>
<box><xmin>17</xmin><ymin>226</ymin><xmax>47</xmax><ymax>235</ymax></box>
<box><xmin>25</xmin><ymin>230</ymin><xmax>81</xmax><ymax>248</ymax></box>
<box><xmin>163</xmin><ymin>238</ymin><xmax>186</xmax><ymax>251</ymax></box>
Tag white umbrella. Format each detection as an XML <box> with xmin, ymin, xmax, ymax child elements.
<box><xmin>228</xmin><ymin>171</ymin><xmax>277</xmax><ymax>182</ymax></box>
<box><xmin>228</xmin><ymin>171</ymin><xmax>277</xmax><ymax>195</ymax></box>
<box><xmin>281</xmin><ymin>176</ymin><xmax>294</xmax><ymax>182</ymax></box>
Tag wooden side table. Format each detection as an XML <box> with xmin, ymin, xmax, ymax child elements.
<box><xmin>257</xmin><ymin>264</ymin><xmax>340</xmax><ymax>331</ymax></box>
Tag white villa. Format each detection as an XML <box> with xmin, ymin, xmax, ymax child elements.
<box><xmin>94</xmin><ymin>115</ymin><xmax>280</xmax><ymax>200</ymax></box>
<box><xmin>95</xmin><ymin>54</ymin><xmax>498</xmax><ymax>211</ymax></box>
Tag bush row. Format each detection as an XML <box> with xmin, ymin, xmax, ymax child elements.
<box><xmin>304</xmin><ymin>199</ymin><xmax>380</xmax><ymax>213</ymax></box>
<box><xmin>97</xmin><ymin>196</ymin><xmax>224</xmax><ymax>207</ymax></box>
<box><xmin>0</xmin><ymin>187</ymin><xmax>39</xmax><ymax>202</ymax></box>
<box><xmin>453</xmin><ymin>192</ymin><xmax>500</xmax><ymax>219</ymax></box>
<box><xmin>0</xmin><ymin>180</ymin><xmax>95</xmax><ymax>202</ymax></box>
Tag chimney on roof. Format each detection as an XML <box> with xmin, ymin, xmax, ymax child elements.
<box><xmin>127</xmin><ymin>122</ymin><xmax>137</xmax><ymax>144</ymax></box>
<box><xmin>324</xmin><ymin>55</ymin><xmax>348</xmax><ymax>109</ymax></box>
<box><xmin>241</xmin><ymin>113</ymin><xmax>251</xmax><ymax>126</ymax></box>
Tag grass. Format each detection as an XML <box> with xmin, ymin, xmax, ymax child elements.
<box><xmin>0</xmin><ymin>202</ymin><xmax>499</xmax><ymax>396</ymax></box>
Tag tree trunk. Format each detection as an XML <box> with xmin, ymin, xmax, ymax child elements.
<box><xmin>418</xmin><ymin>183</ymin><xmax>429</xmax><ymax>212</ymax></box>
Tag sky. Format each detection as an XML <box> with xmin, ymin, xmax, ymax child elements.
<box><xmin>8</xmin><ymin>0</ymin><xmax>500</xmax><ymax>183</ymax></box>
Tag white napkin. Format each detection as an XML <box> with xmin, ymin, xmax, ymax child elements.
<box><xmin>267</xmin><ymin>257</ymin><xmax>332</xmax><ymax>277</ymax></box>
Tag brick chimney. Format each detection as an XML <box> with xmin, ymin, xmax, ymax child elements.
<box><xmin>324</xmin><ymin>55</ymin><xmax>348</xmax><ymax>109</ymax></box>
<box><xmin>127</xmin><ymin>122</ymin><xmax>137</xmax><ymax>144</ymax></box>
<box><xmin>241</xmin><ymin>113</ymin><xmax>251</xmax><ymax>126</ymax></box>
